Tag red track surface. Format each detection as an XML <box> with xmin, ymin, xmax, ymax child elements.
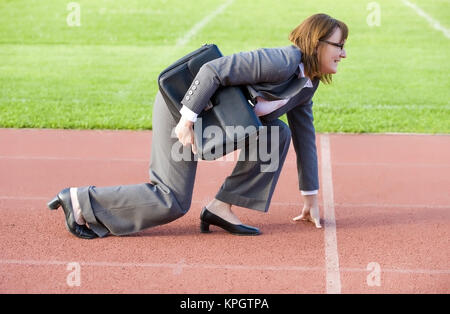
<box><xmin>0</xmin><ymin>128</ymin><xmax>449</xmax><ymax>293</ymax></box>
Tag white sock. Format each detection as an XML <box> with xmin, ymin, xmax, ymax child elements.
<box><xmin>70</xmin><ymin>187</ymin><xmax>86</xmax><ymax>225</ymax></box>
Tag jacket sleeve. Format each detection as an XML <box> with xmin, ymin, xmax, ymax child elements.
<box><xmin>181</xmin><ymin>46</ymin><xmax>300</xmax><ymax>114</ymax></box>
<box><xmin>286</xmin><ymin>100</ymin><xmax>319</xmax><ymax>192</ymax></box>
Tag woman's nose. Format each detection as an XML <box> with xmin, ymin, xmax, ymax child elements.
<box><xmin>340</xmin><ymin>48</ymin><xmax>347</xmax><ymax>58</ymax></box>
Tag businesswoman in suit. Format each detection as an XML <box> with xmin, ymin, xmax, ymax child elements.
<box><xmin>47</xmin><ymin>13</ymin><xmax>348</xmax><ymax>239</ymax></box>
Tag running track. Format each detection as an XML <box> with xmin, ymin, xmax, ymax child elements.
<box><xmin>0</xmin><ymin>128</ymin><xmax>449</xmax><ymax>293</ymax></box>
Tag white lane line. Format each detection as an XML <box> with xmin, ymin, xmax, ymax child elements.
<box><xmin>1</xmin><ymin>259</ymin><xmax>448</xmax><ymax>275</ymax></box>
<box><xmin>176</xmin><ymin>0</ymin><xmax>234</xmax><ymax>46</ymax></box>
<box><xmin>401</xmin><ymin>0</ymin><xmax>450</xmax><ymax>39</ymax></box>
<box><xmin>334</xmin><ymin>162</ymin><xmax>450</xmax><ymax>168</ymax></box>
<box><xmin>0</xmin><ymin>259</ymin><xmax>322</xmax><ymax>272</ymax></box>
<box><xmin>3</xmin><ymin>156</ymin><xmax>450</xmax><ymax>169</ymax></box>
<box><xmin>0</xmin><ymin>155</ymin><xmax>149</xmax><ymax>163</ymax></box>
<box><xmin>0</xmin><ymin>196</ymin><xmax>49</xmax><ymax>201</ymax></box>
<box><xmin>0</xmin><ymin>155</ymin><xmax>235</xmax><ymax>163</ymax></box>
<box><xmin>193</xmin><ymin>200</ymin><xmax>450</xmax><ymax>210</ymax></box>
<box><xmin>341</xmin><ymin>267</ymin><xmax>450</xmax><ymax>275</ymax></box>
<box><xmin>3</xmin><ymin>197</ymin><xmax>450</xmax><ymax>210</ymax></box>
<box><xmin>333</xmin><ymin>203</ymin><xmax>450</xmax><ymax>209</ymax></box>
<box><xmin>320</xmin><ymin>134</ymin><xmax>342</xmax><ymax>294</ymax></box>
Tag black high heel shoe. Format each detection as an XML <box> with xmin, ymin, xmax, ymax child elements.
<box><xmin>47</xmin><ymin>188</ymin><xmax>98</xmax><ymax>239</ymax></box>
<box><xmin>200</xmin><ymin>207</ymin><xmax>260</xmax><ymax>236</ymax></box>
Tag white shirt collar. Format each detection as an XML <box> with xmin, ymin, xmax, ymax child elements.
<box><xmin>298</xmin><ymin>63</ymin><xmax>314</xmax><ymax>88</ymax></box>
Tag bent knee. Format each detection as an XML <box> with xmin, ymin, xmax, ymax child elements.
<box><xmin>171</xmin><ymin>194</ymin><xmax>192</xmax><ymax>216</ymax></box>
<box><xmin>270</xmin><ymin>121</ymin><xmax>291</xmax><ymax>146</ymax></box>
<box><xmin>279</xmin><ymin>123</ymin><xmax>291</xmax><ymax>144</ymax></box>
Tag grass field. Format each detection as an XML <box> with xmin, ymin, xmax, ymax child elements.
<box><xmin>0</xmin><ymin>0</ymin><xmax>449</xmax><ymax>133</ymax></box>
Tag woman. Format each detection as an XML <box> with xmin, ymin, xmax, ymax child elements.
<box><xmin>47</xmin><ymin>13</ymin><xmax>348</xmax><ymax>239</ymax></box>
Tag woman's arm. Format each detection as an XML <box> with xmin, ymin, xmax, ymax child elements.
<box><xmin>286</xmin><ymin>100</ymin><xmax>319</xmax><ymax>192</ymax></box>
<box><xmin>287</xmin><ymin>101</ymin><xmax>321</xmax><ymax>228</ymax></box>
<box><xmin>180</xmin><ymin>46</ymin><xmax>301</xmax><ymax>115</ymax></box>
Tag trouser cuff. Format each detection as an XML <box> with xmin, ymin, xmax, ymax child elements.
<box><xmin>77</xmin><ymin>186</ymin><xmax>110</xmax><ymax>238</ymax></box>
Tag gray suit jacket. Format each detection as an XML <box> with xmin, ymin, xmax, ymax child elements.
<box><xmin>181</xmin><ymin>45</ymin><xmax>319</xmax><ymax>191</ymax></box>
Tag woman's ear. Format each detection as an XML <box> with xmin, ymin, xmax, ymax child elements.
<box><xmin>314</xmin><ymin>41</ymin><xmax>321</xmax><ymax>55</ymax></box>
<box><xmin>315</xmin><ymin>43</ymin><xmax>320</xmax><ymax>56</ymax></box>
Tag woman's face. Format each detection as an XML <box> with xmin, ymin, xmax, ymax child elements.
<box><xmin>317</xmin><ymin>27</ymin><xmax>347</xmax><ymax>74</ymax></box>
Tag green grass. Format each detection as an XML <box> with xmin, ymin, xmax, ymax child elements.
<box><xmin>0</xmin><ymin>0</ymin><xmax>449</xmax><ymax>133</ymax></box>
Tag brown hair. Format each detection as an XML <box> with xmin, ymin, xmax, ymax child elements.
<box><xmin>289</xmin><ymin>13</ymin><xmax>348</xmax><ymax>84</ymax></box>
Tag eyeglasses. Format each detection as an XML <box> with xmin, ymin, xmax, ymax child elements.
<box><xmin>320</xmin><ymin>40</ymin><xmax>345</xmax><ymax>51</ymax></box>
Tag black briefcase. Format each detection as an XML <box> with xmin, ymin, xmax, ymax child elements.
<box><xmin>158</xmin><ymin>44</ymin><xmax>262</xmax><ymax>160</ymax></box>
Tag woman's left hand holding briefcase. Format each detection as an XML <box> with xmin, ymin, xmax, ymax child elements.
<box><xmin>158</xmin><ymin>44</ymin><xmax>262</xmax><ymax>160</ymax></box>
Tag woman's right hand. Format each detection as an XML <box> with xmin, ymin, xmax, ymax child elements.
<box><xmin>293</xmin><ymin>194</ymin><xmax>322</xmax><ymax>228</ymax></box>
<box><xmin>175</xmin><ymin>116</ymin><xmax>197</xmax><ymax>155</ymax></box>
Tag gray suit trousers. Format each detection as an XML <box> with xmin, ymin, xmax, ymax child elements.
<box><xmin>77</xmin><ymin>91</ymin><xmax>291</xmax><ymax>237</ymax></box>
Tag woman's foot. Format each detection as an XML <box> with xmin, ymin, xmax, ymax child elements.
<box><xmin>69</xmin><ymin>188</ymin><xmax>86</xmax><ymax>225</ymax></box>
<box><xmin>47</xmin><ymin>188</ymin><xmax>98</xmax><ymax>239</ymax></box>
<box><xmin>200</xmin><ymin>199</ymin><xmax>260</xmax><ymax>235</ymax></box>
<box><xmin>205</xmin><ymin>199</ymin><xmax>242</xmax><ymax>225</ymax></box>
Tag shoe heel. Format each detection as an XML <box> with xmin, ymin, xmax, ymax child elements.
<box><xmin>200</xmin><ymin>221</ymin><xmax>211</xmax><ymax>233</ymax></box>
<box><xmin>47</xmin><ymin>197</ymin><xmax>61</xmax><ymax>210</ymax></box>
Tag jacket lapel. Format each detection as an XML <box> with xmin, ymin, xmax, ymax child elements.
<box><xmin>246</xmin><ymin>69</ymin><xmax>307</xmax><ymax>103</ymax></box>
<box><xmin>259</xmin><ymin>78</ymin><xmax>320</xmax><ymax>121</ymax></box>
